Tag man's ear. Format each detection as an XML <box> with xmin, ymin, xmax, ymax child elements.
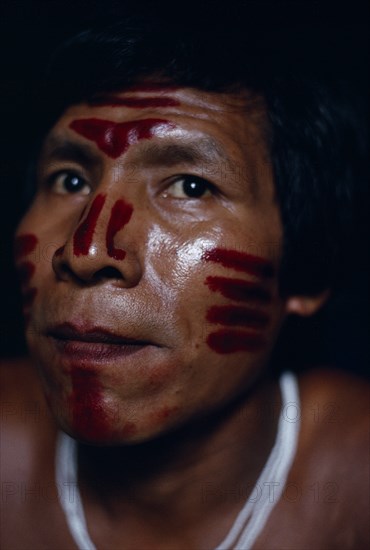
<box><xmin>284</xmin><ymin>289</ymin><xmax>330</xmax><ymax>317</ymax></box>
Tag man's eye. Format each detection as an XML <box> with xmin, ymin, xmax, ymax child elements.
<box><xmin>164</xmin><ymin>175</ymin><xmax>214</xmax><ymax>199</ymax></box>
<box><xmin>48</xmin><ymin>171</ymin><xmax>90</xmax><ymax>195</ymax></box>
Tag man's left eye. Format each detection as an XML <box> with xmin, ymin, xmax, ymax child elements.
<box><xmin>48</xmin><ymin>171</ymin><xmax>91</xmax><ymax>195</ymax></box>
<box><xmin>164</xmin><ymin>175</ymin><xmax>214</xmax><ymax>199</ymax></box>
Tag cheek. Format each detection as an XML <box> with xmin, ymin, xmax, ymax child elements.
<box><xmin>202</xmin><ymin>247</ymin><xmax>276</xmax><ymax>355</ymax></box>
<box><xmin>14</xmin><ymin>233</ymin><xmax>39</xmax><ymax>322</ymax></box>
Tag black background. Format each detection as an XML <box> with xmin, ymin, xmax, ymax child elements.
<box><xmin>0</xmin><ymin>1</ymin><xmax>368</xmax><ymax>376</ymax></box>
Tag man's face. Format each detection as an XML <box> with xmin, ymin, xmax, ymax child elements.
<box><xmin>15</xmin><ymin>87</ymin><xmax>285</xmax><ymax>444</ymax></box>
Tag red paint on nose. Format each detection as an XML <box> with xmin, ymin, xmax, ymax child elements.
<box><xmin>106</xmin><ymin>199</ymin><xmax>133</xmax><ymax>260</ymax></box>
<box><xmin>207</xmin><ymin>329</ymin><xmax>265</xmax><ymax>354</ymax></box>
<box><xmin>14</xmin><ymin>234</ymin><xmax>38</xmax><ymax>260</ymax></box>
<box><xmin>70</xmin><ymin>369</ymin><xmax>111</xmax><ymax>441</ymax></box>
<box><xmin>73</xmin><ymin>194</ymin><xmax>106</xmax><ymax>256</ymax></box>
<box><xmin>203</xmin><ymin>248</ymin><xmax>274</xmax><ymax>278</ymax></box>
<box><xmin>69</xmin><ymin>118</ymin><xmax>175</xmax><ymax>158</ymax></box>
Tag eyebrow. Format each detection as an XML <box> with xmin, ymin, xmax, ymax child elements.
<box><xmin>39</xmin><ymin>134</ymin><xmax>233</xmax><ymax>175</ymax></box>
<box><xmin>129</xmin><ymin>138</ymin><xmax>232</xmax><ymax>169</ymax></box>
<box><xmin>39</xmin><ymin>136</ymin><xmax>101</xmax><ymax>168</ymax></box>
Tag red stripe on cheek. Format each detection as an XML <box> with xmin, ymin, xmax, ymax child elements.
<box><xmin>16</xmin><ymin>261</ymin><xmax>35</xmax><ymax>286</ymax></box>
<box><xmin>206</xmin><ymin>306</ymin><xmax>269</xmax><ymax>329</ymax></box>
<box><xmin>14</xmin><ymin>234</ymin><xmax>38</xmax><ymax>260</ymax></box>
<box><xmin>73</xmin><ymin>194</ymin><xmax>106</xmax><ymax>256</ymax></box>
<box><xmin>106</xmin><ymin>199</ymin><xmax>133</xmax><ymax>260</ymax></box>
<box><xmin>205</xmin><ymin>276</ymin><xmax>271</xmax><ymax>303</ymax></box>
<box><xmin>23</xmin><ymin>287</ymin><xmax>37</xmax><ymax>307</ymax></box>
<box><xmin>207</xmin><ymin>329</ymin><xmax>265</xmax><ymax>354</ymax></box>
<box><xmin>69</xmin><ymin>118</ymin><xmax>176</xmax><ymax>159</ymax></box>
<box><xmin>203</xmin><ymin>248</ymin><xmax>274</xmax><ymax>278</ymax></box>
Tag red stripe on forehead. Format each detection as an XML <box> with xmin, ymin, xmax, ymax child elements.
<box><xmin>69</xmin><ymin>118</ymin><xmax>176</xmax><ymax>158</ymax></box>
<box><xmin>89</xmin><ymin>96</ymin><xmax>180</xmax><ymax>108</ymax></box>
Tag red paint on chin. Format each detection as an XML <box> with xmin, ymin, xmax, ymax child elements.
<box><xmin>106</xmin><ymin>199</ymin><xmax>133</xmax><ymax>260</ymax></box>
<box><xmin>206</xmin><ymin>305</ymin><xmax>269</xmax><ymax>329</ymax></box>
<box><xmin>203</xmin><ymin>248</ymin><xmax>274</xmax><ymax>278</ymax></box>
<box><xmin>120</xmin><ymin>422</ymin><xmax>137</xmax><ymax>437</ymax></box>
<box><xmin>69</xmin><ymin>118</ymin><xmax>175</xmax><ymax>159</ymax></box>
<box><xmin>70</xmin><ymin>369</ymin><xmax>111</xmax><ymax>441</ymax></box>
<box><xmin>207</xmin><ymin>329</ymin><xmax>265</xmax><ymax>354</ymax></box>
<box><xmin>205</xmin><ymin>276</ymin><xmax>271</xmax><ymax>303</ymax></box>
<box><xmin>89</xmin><ymin>96</ymin><xmax>180</xmax><ymax>108</ymax></box>
<box><xmin>73</xmin><ymin>194</ymin><xmax>106</xmax><ymax>256</ymax></box>
<box><xmin>14</xmin><ymin>234</ymin><xmax>38</xmax><ymax>260</ymax></box>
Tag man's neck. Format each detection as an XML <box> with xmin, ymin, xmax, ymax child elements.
<box><xmin>77</xmin><ymin>373</ymin><xmax>281</xmax><ymax>534</ymax></box>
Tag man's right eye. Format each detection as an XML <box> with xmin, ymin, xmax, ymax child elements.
<box><xmin>47</xmin><ymin>171</ymin><xmax>91</xmax><ymax>195</ymax></box>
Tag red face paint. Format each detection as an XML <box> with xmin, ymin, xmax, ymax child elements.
<box><xmin>16</xmin><ymin>261</ymin><xmax>35</xmax><ymax>286</ymax></box>
<box><xmin>207</xmin><ymin>329</ymin><xmax>265</xmax><ymax>354</ymax></box>
<box><xmin>206</xmin><ymin>305</ymin><xmax>269</xmax><ymax>329</ymax></box>
<box><xmin>205</xmin><ymin>276</ymin><xmax>271</xmax><ymax>303</ymax></box>
<box><xmin>106</xmin><ymin>199</ymin><xmax>133</xmax><ymax>260</ymax></box>
<box><xmin>14</xmin><ymin>233</ymin><xmax>38</xmax><ymax>261</ymax></box>
<box><xmin>70</xmin><ymin>369</ymin><xmax>111</xmax><ymax>441</ymax></box>
<box><xmin>89</xmin><ymin>96</ymin><xmax>180</xmax><ymax>108</ymax></box>
<box><xmin>69</xmin><ymin>118</ymin><xmax>175</xmax><ymax>159</ymax></box>
<box><xmin>22</xmin><ymin>287</ymin><xmax>38</xmax><ymax>307</ymax></box>
<box><xmin>203</xmin><ymin>248</ymin><xmax>274</xmax><ymax>278</ymax></box>
<box><xmin>15</xmin><ymin>258</ymin><xmax>38</xmax><ymax>317</ymax></box>
<box><xmin>73</xmin><ymin>194</ymin><xmax>106</xmax><ymax>256</ymax></box>
<box><xmin>120</xmin><ymin>422</ymin><xmax>137</xmax><ymax>437</ymax></box>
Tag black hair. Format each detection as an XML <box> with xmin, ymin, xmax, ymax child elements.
<box><xmin>31</xmin><ymin>9</ymin><xmax>367</xmax><ymax>297</ymax></box>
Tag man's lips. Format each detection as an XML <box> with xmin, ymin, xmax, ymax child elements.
<box><xmin>46</xmin><ymin>322</ymin><xmax>157</xmax><ymax>363</ymax></box>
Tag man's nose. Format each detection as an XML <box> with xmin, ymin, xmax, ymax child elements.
<box><xmin>52</xmin><ymin>193</ymin><xmax>142</xmax><ymax>286</ymax></box>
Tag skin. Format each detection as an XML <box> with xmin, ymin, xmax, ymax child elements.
<box><xmin>2</xmin><ymin>88</ymin><xmax>368</xmax><ymax>549</ymax></box>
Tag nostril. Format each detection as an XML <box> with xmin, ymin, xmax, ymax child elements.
<box><xmin>92</xmin><ymin>266</ymin><xmax>123</xmax><ymax>282</ymax></box>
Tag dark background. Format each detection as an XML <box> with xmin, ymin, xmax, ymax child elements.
<box><xmin>0</xmin><ymin>0</ymin><xmax>368</xmax><ymax>376</ymax></box>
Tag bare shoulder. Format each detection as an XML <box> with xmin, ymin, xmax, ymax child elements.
<box><xmin>298</xmin><ymin>366</ymin><xmax>369</xmax><ymax>443</ymax></box>
<box><xmin>0</xmin><ymin>356</ymin><xmax>57</xmax><ymax>487</ymax></box>
<box><xmin>0</xmin><ymin>358</ymin><xmax>64</xmax><ymax>549</ymax></box>
<box><xmin>297</xmin><ymin>367</ymin><xmax>369</xmax><ymax>537</ymax></box>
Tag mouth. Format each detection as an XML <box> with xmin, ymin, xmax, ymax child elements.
<box><xmin>46</xmin><ymin>322</ymin><xmax>157</xmax><ymax>363</ymax></box>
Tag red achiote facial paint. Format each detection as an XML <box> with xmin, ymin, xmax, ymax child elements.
<box><xmin>207</xmin><ymin>329</ymin><xmax>265</xmax><ymax>354</ymax></box>
<box><xmin>206</xmin><ymin>305</ymin><xmax>269</xmax><ymax>329</ymax></box>
<box><xmin>205</xmin><ymin>276</ymin><xmax>271</xmax><ymax>303</ymax></box>
<box><xmin>70</xmin><ymin>369</ymin><xmax>111</xmax><ymax>441</ymax></box>
<box><xmin>14</xmin><ymin>233</ymin><xmax>38</xmax><ymax>261</ymax></box>
<box><xmin>203</xmin><ymin>248</ymin><xmax>274</xmax><ymax>278</ymax></box>
<box><xmin>73</xmin><ymin>194</ymin><xmax>106</xmax><ymax>256</ymax></box>
<box><xmin>106</xmin><ymin>199</ymin><xmax>133</xmax><ymax>260</ymax></box>
<box><xmin>70</xmin><ymin>118</ymin><xmax>175</xmax><ymax>159</ymax></box>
